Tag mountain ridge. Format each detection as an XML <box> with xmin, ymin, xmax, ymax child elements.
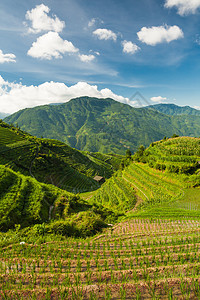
<box><xmin>5</xmin><ymin>97</ymin><xmax>200</xmax><ymax>154</ymax></box>
<box><xmin>146</xmin><ymin>103</ymin><xmax>200</xmax><ymax>116</ymax></box>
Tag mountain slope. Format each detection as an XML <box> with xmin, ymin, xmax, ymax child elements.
<box><xmin>0</xmin><ymin>121</ymin><xmax>121</xmax><ymax>193</ymax></box>
<box><xmin>89</xmin><ymin>137</ymin><xmax>200</xmax><ymax>215</ymax></box>
<box><xmin>147</xmin><ymin>103</ymin><xmax>200</xmax><ymax>116</ymax></box>
<box><xmin>0</xmin><ymin>164</ymin><xmax>82</xmax><ymax>230</ymax></box>
<box><xmin>143</xmin><ymin>136</ymin><xmax>200</xmax><ymax>181</ymax></box>
<box><xmin>5</xmin><ymin>97</ymin><xmax>200</xmax><ymax>154</ymax></box>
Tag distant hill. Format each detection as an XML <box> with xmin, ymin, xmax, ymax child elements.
<box><xmin>5</xmin><ymin>97</ymin><xmax>200</xmax><ymax>154</ymax></box>
<box><xmin>147</xmin><ymin>103</ymin><xmax>200</xmax><ymax>116</ymax></box>
<box><xmin>0</xmin><ymin>112</ymin><xmax>10</xmax><ymax>119</ymax></box>
<box><xmin>0</xmin><ymin>121</ymin><xmax>122</xmax><ymax>193</ymax></box>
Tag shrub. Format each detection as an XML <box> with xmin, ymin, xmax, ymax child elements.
<box><xmin>47</xmin><ymin>220</ymin><xmax>76</xmax><ymax>236</ymax></box>
<box><xmin>72</xmin><ymin>211</ymin><xmax>106</xmax><ymax>236</ymax></box>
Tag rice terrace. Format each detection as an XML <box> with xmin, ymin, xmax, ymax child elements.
<box><xmin>1</xmin><ymin>119</ymin><xmax>200</xmax><ymax>299</ymax></box>
<box><xmin>2</xmin><ymin>0</ymin><xmax>200</xmax><ymax>299</ymax></box>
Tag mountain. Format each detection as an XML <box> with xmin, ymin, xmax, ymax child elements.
<box><xmin>0</xmin><ymin>120</ymin><xmax>122</xmax><ymax>193</ymax></box>
<box><xmin>147</xmin><ymin>103</ymin><xmax>200</xmax><ymax>116</ymax></box>
<box><xmin>5</xmin><ymin>97</ymin><xmax>200</xmax><ymax>154</ymax></box>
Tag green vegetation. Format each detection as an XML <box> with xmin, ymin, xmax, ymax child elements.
<box><xmin>90</xmin><ymin>137</ymin><xmax>200</xmax><ymax>216</ymax></box>
<box><xmin>1</xmin><ymin>218</ymin><xmax>200</xmax><ymax>299</ymax></box>
<box><xmin>0</xmin><ymin>164</ymin><xmax>77</xmax><ymax>230</ymax></box>
<box><xmin>5</xmin><ymin>97</ymin><xmax>200</xmax><ymax>154</ymax></box>
<box><xmin>0</xmin><ymin>121</ymin><xmax>122</xmax><ymax>193</ymax></box>
<box><xmin>141</xmin><ymin>137</ymin><xmax>200</xmax><ymax>185</ymax></box>
<box><xmin>1</xmin><ymin>117</ymin><xmax>200</xmax><ymax>299</ymax></box>
<box><xmin>0</xmin><ymin>164</ymin><xmax>119</xmax><ymax>233</ymax></box>
<box><xmin>90</xmin><ymin>171</ymin><xmax>137</xmax><ymax>213</ymax></box>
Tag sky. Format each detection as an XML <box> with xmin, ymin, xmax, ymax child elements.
<box><xmin>0</xmin><ymin>0</ymin><xmax>200</xmax><ymax>113</ymax></box>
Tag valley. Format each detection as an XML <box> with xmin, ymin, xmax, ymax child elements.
<box><xmin>2</xmin><ymin>0</ymin><xmax>200</xmax><ymax>298</ymax></box>
<box><xmin>1</xmin><ymin>103</ymin><xmax>200</xmax><ymax>299</ymax></box>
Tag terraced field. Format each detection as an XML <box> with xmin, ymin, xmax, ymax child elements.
<box><xmin>145</xmin><ymin>137</ymin><xmax>200</xmax><ymax>175</ymax></box>
<box><xmin>1</xmin><ymin>218</ymin><xmax>200</xmax><ymax>299</ymax></box>
<box><xmin>124</xmin><ymin>162</ymin><xmax>184</xmax><ymax>206</ymax></box>
<box><xmin>0</xmin><ymin>122</ymin><xmax>124</xmax><ymax>193</ymax></box>
<box><xmin>90</xmin><ymin>173</ymin><xmax>137</xmax><ymax>213</ymax></box>
<box><xmin>0</xmin><ymin>164</ymin><xmax>85</xmax><ymax>230</ymax></box>
<box><xmin>0</xmin><ymin>126</ymin><xmax>25</xmax><ymax>145</ymax></box>
<box><xmin>90</xmin><ymin>160</ymin><xmax>186</xmax><ymax>214</ymax></box>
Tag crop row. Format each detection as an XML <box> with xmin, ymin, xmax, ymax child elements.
<box><xmin>1</xmin><ymin>218</ymin><xmax>200</xmax><ymax>299</ymax></box>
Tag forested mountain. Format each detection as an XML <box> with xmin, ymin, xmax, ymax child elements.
<box><xmin>5</xmin><ymin>97</ymin><xmax>200</xmax><ymax>154</ymax></box>
<box><xmin>147</xmin><ymin>103</ymin><xmax>200</xmax><ymax>116</ymax></box>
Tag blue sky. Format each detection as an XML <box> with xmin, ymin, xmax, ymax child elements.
<box><xmin>0</xmin><ymin>0</ymin><xmax>200</xmax><ymax>113</ymax></box>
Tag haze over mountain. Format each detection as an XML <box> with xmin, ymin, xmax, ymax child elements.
<box><xmin>0</xmin><ymin>112</ymin><xmax>10</xmax><ymax>119</ymax></box>
<box><xmin>5</xmin><ymin>97</ymin><xmax>200</xmax><ymax>154</ymax></box>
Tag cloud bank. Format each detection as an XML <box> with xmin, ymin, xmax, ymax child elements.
<box><xmin>0</xmin><ymin>76</ymin><xmax>129</xmax><ymax>114</ymax></box>
<box><xmin>151</xmin><ymin>96</ymin><xmax>167</xmax><ymax>103</ymax></box>
<box><xmin>165</xmin><ymin>0</ymin><xmax>200</xmax><ymax>16</ymax></box>
<box><xmin>137</xmin><ymin>25</ymin><xmax>184</xmax><ymax>46</ymax></box>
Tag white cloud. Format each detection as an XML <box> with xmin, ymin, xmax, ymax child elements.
<box><xmin>88</xmin><ymin>18</ymin><xmax>96</xmax><ymax>27</ymax></box>
<box><xmin>87</xmin><ymin>18</ymin><xmax>104</xmax><ymax>28</ymax></box>
<box><xmin>0</xmin><ymin>76</ymin><xmax>130</xmax><ymax>114</ymax></box>
<box><xmin>27</xmin><ymin>31</ymin><xmax>79</xmax><ymax>60</ymax></box>
<box><xmin>25</xmin><ymin>4</ymin><xmax>65</xmax><ymax>33</ymax></box>
<box><xmin>150</xmin><ymin>96</ymin><xmax>167</xmax><ymax>103</ymax></box>
<box><xmin>93</xmin><ymin>28</ymin><xmax>117</xmax><ymax>41</ymax></box>
<box><xmin>79</xmin><ymin>54</ymin><xmax>95</xmax><ymax>62</ymax></box>
<box><xmin>122</xmin><ymin>40</ymin><xmax>140</xmax><ymax>54</ymax></box>
<box><xmin>137</xmin><ymin>25</ymin><xmax>184</xmax><ymax>46</ymax></box>
<box><xmin>0</xmin><ymin>50</ymin><xmax>16</xmax><ymax>63</ymax></box>
<box><xmin>164</xmin><ymin>0</ymin><xmax>200</xmax><ymax>15</ymax></box>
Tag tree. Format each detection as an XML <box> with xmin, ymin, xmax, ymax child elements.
<box><xmin>133</xmin><ymin>145</ymin><xmax>145</xmax><ymax>162</ymax></box>
<box><xmin>171</xmin><ymin>134</ymin><xmax>179</xmax><ymax>138</ymax></box>
<box><xmin>126</xmin><ymin>149</ymin><xmax>132</xmax><ymax>159</ymax></box>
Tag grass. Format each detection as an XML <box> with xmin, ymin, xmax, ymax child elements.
<box><xmin>174</xmin><ymin>187</ymin><xmax>200</xmax><ymax>210</ymax></box>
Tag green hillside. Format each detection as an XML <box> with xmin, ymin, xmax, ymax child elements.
<box><xmin>89</xmin><ymin>137</ymin><xmax>200</xmax><ymax>215</ymax></box>
<box><xmin>0</xmin><ymin>164</ymin><xmax>80</xmax><ymax>230</ymax></box>
<box><xmin>147</xmin><ymin>103</ymin><xmax>200</xmax><ymax>116</ymax></box>
<box><xmin>0</xmin><ymin>121</ymin><xmax>121</xmax><ymax>193</ymax></box>
<box><xmin>143</xmin><ymin>137</ymin><xmax>200</xmax><ymax>182</ymax></box>
<box><xmin>0</xmin><ymin>164</ymin><xmax>118</xmax><ymax>234</ymax></box>
<box><xmin>5</xmin><ymin>97</ymin><xmax>200</xmax><ymax>154</ymax></box>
